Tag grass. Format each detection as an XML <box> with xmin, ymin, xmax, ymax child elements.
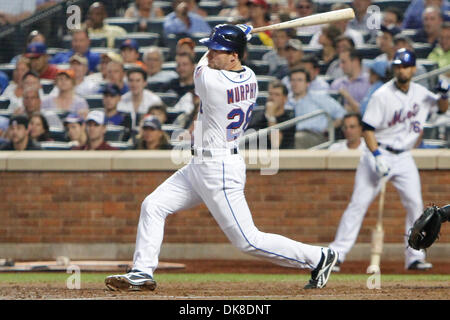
<box><xmin>0</xmin><ymin>273</ymin><xmax>449</xmax><ymax>284</ymax></box>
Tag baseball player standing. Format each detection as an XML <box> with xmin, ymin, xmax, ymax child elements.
<box><xmin>329</xmin><ymin>48</ymin><xmax>448</xmax><ymax>271</ymax></box>
<box><xmin>105</xmin><ymin>24</ymin><xmax>338</xmax><ymax>291</ymax></box>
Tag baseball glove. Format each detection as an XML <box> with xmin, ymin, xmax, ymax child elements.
<box><xmin>408</xmin><ymin>206</ymin><xmax>442</xmax><ymax>250</ymax></box>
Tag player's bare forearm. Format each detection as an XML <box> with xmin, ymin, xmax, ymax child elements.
<box><xmin>413</xmin><ymin>130</ymin><xmax>424</xmax><ymax>148</ymax></box>
<box><xmin>363</xmin><ymin>130</ymin><xmax>378</xmax><ymax>153</ymax></box>
<box><xmin>437</xmin><ymin>97</ymin><xmax>448</xmax><ymax>114</ymax></box>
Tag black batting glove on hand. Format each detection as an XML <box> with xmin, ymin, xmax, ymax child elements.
<box><xmin>436</xmin><ymin>79</ymin><xmax>449</xmax><ymax>99</ymax></box>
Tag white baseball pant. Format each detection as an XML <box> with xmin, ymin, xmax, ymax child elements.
<box><xmin>133</xmin><ymin>152</ymin><xmax>324</xmax><ymax>276</ymax></box>
<box><xmin>329</xmin><ymin>149</ymin><xmax>426</xmax><ymax>268</ymax></box>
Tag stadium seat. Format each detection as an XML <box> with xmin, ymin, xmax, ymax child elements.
<box><xmin>329</xmin><ymin>91</ymin><xmax>344</xmax><ymax>105</ymax></box>
<box><xmin>204</xmin><ymin>16</ymin><xmax>233</xmax><ymax>29</ymax></box>
<box><xmin>85</xmin><ymin>94</ymin><xmax>104</xmax><ymax>109</ymax></box>
<box><xmin>108</xmin><ymin>141</ymin><xmax>133</xmax><ymax>150</ymax></box>
<box><xmin>114</xmin><ymin>33</ymin><xmax>160</xmax><ymax>49</ymax></box>
<box><xmin>146</xmin><ymin>18</ymin><xmax>165</xmax><ymax>38</ymax></box>
<box><xmin>158</xmin><ymin>92</ymin><xmax>179</xmax><ymax>107</ymax></box>
<box><xmin>199</xmin><ymin>1</ymin><xmax>223</xmax><ymax>16</ymax></box>
<box><xmin>248</xmin><ymin>36</ymin><xmax>263</xmax><ymax>46</ymax></box>
<box><xmin>54</xmin><ymin>110</ymin><xmax>70</xmax><ymax>121</ymax></box>
<box><xmin>303</xmin><ymin>46</ymin><xmax>321</xmax><ymax>56</ymax></box>
<box><xmin>162</xmin><ymin>123</ymin><xmax>183</xmax><ymax>137</ymax></box>
<box><xmin>40</xmin><ymin>80</ymin><xmax>54</xmax><ymax>95</ymax></box>
<box><xmin>194</xmin><ymin>47</ymin><xmax>208</xmax><ymax>61</ymax></box>
<box><xmin>417</xmin><ymin>59</ymin><xmax>438</xmax><ymax>72</ymax></box>
<box><xmin>296</xmin><ymin>32</ymin><xmax>314</xmax><ymax>45</ymax></box>
<box><xmin>104</xmin><ymin>17</ymin><xmax>138</xmax><ymax>33</ymax></box>
<box><xmin>0</xmin><ymin>110</ymin><xmax>11</xmax><ymax>119</ymax></box>
<box><xmin>423</xmin><ymin>124</ymin><xmax>439</xmax><ymax>139</ymax></box>
<box><xmin>161</xmin><ymin>61</ymin><xmax>176</xmax><ymax>71</ymax></box>
<box><xmin>39</xmin><ymin>141</ymin><xmax>72</xmax><ymax>150</ymax></box>
<box><xmin>105</xmin><ymin>124</ymin><xmax>126</xmax><ymax>142</ymax></box>
<box><xmin>0</xmin><ymin>98</ymin><xmax>10</xmax><ymax>110</ymax></box>
<box><xmin>247</xmin><ymin>45</ymin><xmax>271</xmax><ymax>61</ymax></box>
<box><xmin>0</xmin><ymin>63</ymin><xmax>14</xmax><ymax>80</ymax></box>
<box><xmin>166</xmin><ymin>108</ymin><xmax>183</xmax><ymax>124</ymax></box>
<box><xmin>419</xmin><ymin>139</ymin><xmax>446</xmax><ymax>149</ymax></box>
<box><xmin>373</xmin><ymin>0</ymin><xmax>411</xmax><ymax>11</ymax></box>
<box><xmin>90</xmin><ymin>47</ymin><xmax>115</xmax><ymax>56</ymax></box>
<box><xmin>147</xmin><ymin>81</ymin><xmax>168</xmax><ymax>92</ymax></box>
<box><xmin>413</xmin><ymin>43</ymin><xmax>433</xmax><ymax>59</ymax></box>
<box><xmin>47</xmin><ymin>47</ymin><xmax>67</xmax><ymax>59</ymax></box>
<box><xmin>256</xmin><ymin>91</ymin><xmax>268</xmax><ymax>107</ymax></box>
<box><xmin>248</xmin><ymin>60</ymin><xmax>270</xmax><ymax>76</ymax></box>
<box><xmin>356</xmin><ymin>45</ymin><xmax>381</xmax><ymax>59</ymax></box>
<box><xmin>257</xmin><ymin>76</ymin><xmax>276</xmax><ymax>91</ymax></box>
<box><xmin>48</xmin><ymin>127</ymin><xmax>67</xmax><ymax>142</ymax></box>
<box><xmin>154</xmin><ymin>1</ymin><xmax>172</xmax><ymax>15</ymax></box>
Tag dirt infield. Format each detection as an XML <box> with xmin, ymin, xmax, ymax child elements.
<box><xmin>0</xmin><ymin>260</ymin><xmax>449</xmax><ymax>300</ymax></box>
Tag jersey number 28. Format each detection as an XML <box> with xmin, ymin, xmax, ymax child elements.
<box><xmin>226</xmin><ymin>104</ymin><xmax>254</xmax><ymax>141</ymax></box>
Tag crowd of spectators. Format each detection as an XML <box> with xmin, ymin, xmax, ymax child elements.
<box><xmin>0</xmin><ymin>0</ymin><xmax>449</xmax><ymax>152</ymax></box>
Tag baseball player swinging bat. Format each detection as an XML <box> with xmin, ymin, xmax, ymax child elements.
<box><xmin>369</xmin><ymin>177</ymin><xmax>388</xmax><ymax>271</ymax></box>
<box><xmin>251</xmin><ymin>8</ymin><xmax>355</xmax><ymax>33</ymax></box>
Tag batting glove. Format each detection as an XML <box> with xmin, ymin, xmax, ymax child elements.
<box><xmin>436</xmin><ymin>79</ymin><xmax>449</xmax><ymax>99</ymax></box>
<box><xmin>236</xmin><ymin>24</ymin><xmax>253</xmax><ymax>41</ymax></box>
<box><xmin>373</xmin><ymin>149</ymin><xmax>390</xmax><ymax>178</ymax></box>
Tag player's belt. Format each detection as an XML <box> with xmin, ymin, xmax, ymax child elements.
<box><xmin>191</xmin><ymin>148</ymin><xmax>239</xmax><ymax>157</ymax></box>
<box><xmin>378</xmin><ymin>143</ymin><xmax>405</xmax><ymax>154</ymax></box>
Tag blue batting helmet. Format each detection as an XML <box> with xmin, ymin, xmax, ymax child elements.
<box><xmin>392</xmin><ymin>48</ymin><xmax>416</xmax><ymax>67</ymax></box>
<box><xmin>199</xmin><ymin>24</ymin><xmax>247</xmax><ymax>59</ymax></box>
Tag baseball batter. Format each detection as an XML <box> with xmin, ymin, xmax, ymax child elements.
<box><xmin>329</xmin><ymin>49</ymin><xmax>448</xmax><ymax>271</ymax></box>
<box><xmin>105</xmin><ymin>24</ymin><xmax>338</xmax><ymax>291</ymax></box>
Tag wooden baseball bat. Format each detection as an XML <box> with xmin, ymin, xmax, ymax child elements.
<box><xmin>369</xmin><ymin>177</ymin><xmax>387</xmax><ymax>269</ymax></box>
<box><xmin>251</xmin><ymin>8</ymin><xmax>355</xmax><ymax>33</ymax></box>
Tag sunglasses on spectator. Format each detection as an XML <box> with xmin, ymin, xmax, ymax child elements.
<box><xmin>297</xmin><ymin>5</ymin><xmax>311</xmax><ymax>9</ymax></box>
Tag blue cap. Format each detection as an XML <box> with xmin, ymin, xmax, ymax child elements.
<box><xmin>369</xmin><ymin>60</ymin><xmax>389</xmax><ymax>78</ymax></box>
<box><xmin>142</xmin><ymin>116</ymin><xmax>161</xmax><ymax>130</ymax></box>
<box><xmin>101</xmin><ymin>83</ymin><xmax>121</xmax><ymax>96</ymax></box>
<box><xmin>379</xmin><ymin>24</ymin><xmax>401</xmax><ymax>37</ymax></box>
<box><xmin>392</xmin><ymin>48</ymin><xmax>416</xmax><ymax>67</ymax></box>
<box><xmin>25</xmin><ymin>42</ymin><xmax>47</xmax><ymax>57</ymax></box>
<box><xmin>120</xmin><ymin>39</ymin><xmax>139</xmax><ymax>51</ymax></box>
<box><xmin>64</xmin><ymin>113</ymin><xmax>84</xmax><ymax>124</ymax></box>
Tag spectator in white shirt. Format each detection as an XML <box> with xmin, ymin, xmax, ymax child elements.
<box><xmin>328</xmin><ymin>112</ymin><xmax>366</xmax><ymax>151</ymax></box>
<box><xmin>143</xmin><ymin>46</ymin><xmax>178</xmax><ymax>85</ymax></box>
<box><xmin>49</xmin><ymin>54</ymin><xmax>100</xmax><ymax>97</ymax></box>
<box><xmin>118</xmin><ymin>67</ymin><xmax>163</xmax><ymax>131</ymax></box>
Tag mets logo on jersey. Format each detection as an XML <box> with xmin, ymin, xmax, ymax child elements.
<box><xmin>388</xmin><ymin>103</ymin><xmax>419</xmax><ymax>127</ymax></box>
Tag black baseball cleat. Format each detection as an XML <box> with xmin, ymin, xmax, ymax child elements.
<box><xmin>304</xmin><ymin>248</ymin><xmax>339</xmax><ymax>289</ymax></box>
<box><xmin>407</xmin><ymin>260</ymin><xmax>433</xmax><ymax>270</ymax></box>
<box><xmin>331</xmin><ymin>260</ymin><xmax>342</xmax><ymax>273</ymax></box>
<box><xmin>105</xmin><ymin>269</ymin><xmax>157</xmax><ymax>291</ymax></box>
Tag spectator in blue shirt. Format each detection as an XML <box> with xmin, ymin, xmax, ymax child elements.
<box><xmin>50</xmin><ymin>29</ymin><xmax>100</xmax><ymax>74</ymax></box>
<box><xmin>163</xmin><ymin>0</ymin><xmax>211</xmax><ymax>36</ymax></box>
<box><xmin>286</xmin><ymin>68</ymin><xmax>346</xmax><ymax>149</ymax></box>
<box><xmin>359</xmin><ymin>60</ymin><xmax>391</xmax><ymax>115</ymax></box>
<box><xmin>402</xmin><ymin>0</ymin><xmax>450</xmax><ymax>30</ymax></box>
<box><xmin>101</xmin><ymin>83</ymin><xmax>132</xmax><ymax>142</ymax></box>
<box><xmin>0</xmin><ymin>71</ymin><xmax>9</xmax><ymax>94</ymax></box>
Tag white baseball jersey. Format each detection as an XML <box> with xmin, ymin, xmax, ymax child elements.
<box><xmin>363</xmin><ymin>79</ymin><xmax>439</xmax><ymax>150</ymax></box>
<box><xmin>330</xmin><ymin>79</ymin><xmax>439</xmax><ymax>268</ymax></box>
<box><xmin>131</xmin><ymin>58</ymin><xmax>326</xmax><ymax>278</ymax></box>
<box><xmin>193</xmin><ymin>64</ymin><xmax>258</xmax><ymax>149</ymax></box>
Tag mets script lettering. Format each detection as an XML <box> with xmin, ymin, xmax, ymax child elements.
<box><xmin>388</xmin><ymin>103</ymin><xmax>419</xmax><ymax>127</ymax></box>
